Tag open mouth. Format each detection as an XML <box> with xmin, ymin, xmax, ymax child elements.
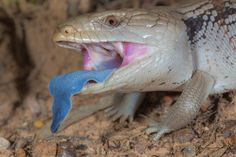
<box><xmin>56</xmin><ymin>41</ymin><xmax>149</xmax><ymax>71</ymax></box>
<box><xmin>50</xmin><ymin>40</ymin><xmax>155</xmax><ymax>133</ymax></box>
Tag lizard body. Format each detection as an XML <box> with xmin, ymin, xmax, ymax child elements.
<box><xmin>51</xmin><ymin>0</ymin><xmax>236</xmax><ymax>140</ymax></box>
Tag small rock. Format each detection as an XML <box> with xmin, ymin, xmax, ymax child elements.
<box><xmin>133</xmin><ymin>142</ymin><xmax>146</xmax><ymax>154</ymax></box>
<box><xmin>107</xmin><ymin>140</ymin><xmax>120</xmax><ymax>149</ymax></box>
<box><xmin>15</xmin><ymin>138</ymin><xmax>27</xmax><ymax>149</ymax></box>
<box><xmin>76</xmin><ymin>144</ymin><xmax>87</xmax><ymax>151</ymax></box>
<box><xmin>0</xmin><ymin>148</ymin><xmax>13</xmax><ymax>157</ymax></box>
<box><xmin>231</xmin><ymin>145</ymin><xmax>236</xmax><ymax>154</ymax></box>
<box><xmin>224</xmin><ymin>97</ymin><xmax>236</xmax><ymax>120</ymax></box>
<box><xmin>174</xmin><ymin>129</ymin><xmax>195</xmax><ymax>143</ymax></box>
<box><xmin>33</xmin><ymin>141</ymin><xmax>57</xmax><ymax>157</ymax></box>
<box><xmin>15</xmin><ymin>148</ymin><xmax>26</xmax><ymax>157</ymax></box>
<box><xmin>182</xmin><ymin>146</ymin><xmax>196</xmax><ymax>157</ymax></box>
<box><xmin>203</xmin><ymin>127</ymin><xmax>209</xmax><ymax>131</ymax></box>
<box><xmin>0</xmin><ymin>137</ymin><xmax>10</xmax><ymax>149</ymax></box>
<box><xmin>224</xmin><ymin>133</ymin><xmax>236</xmax><ymax>146</ymax></box>
<box><xmin>57</xmin><ymin>141</ymin><xmax>76</xmax><ymax>157</ymax></box>
<box><xmin>162</xmin><ymin>96</ymin><xmax>174</xmax><ymax>107</ymax></box>
<box><xmin>76</xmin><ymin>144</ymin><xmax>88</xmax><ymax>156</ymax></box>
<box><xmin>33</xmin><ymin>120</ymin><xmax>45</xmax><ymax>129</ymax></box>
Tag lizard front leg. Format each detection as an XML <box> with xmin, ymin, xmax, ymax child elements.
<box><xmin>146</xmin><ymin>70</ymin><xmax>215</xmax><ymax>140</ymax></box>
<box><xmin>105</xmin><ymin>92</ymin><xmax>145</xmax><ymax>122</ymax></box>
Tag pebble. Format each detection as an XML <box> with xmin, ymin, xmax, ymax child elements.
<box><xmin>76</xmin><ymin>144</ymin><xmax>88</xmax><ymax>151</ymax></box>
<box><xmin>15</xmin><ymin>138</ymin><xmax>27</xmax><ymax>149</ymax></box>
<box><xmin>182</xmin><ymin>146</ymin><xmax>196</xmax><ymax>157</ymax></box>
<box><xmin>33</xmin><ymin>120</ymin><xmax>45</xmax><ymax>129</ymax></box>
<box><xmin>162</xmin><ymin>96</ymin><xmax>174</xmax><ymax>107</ymax></box>
<box><xmin>174</xmin><ymin>129</ymin><xmax>195</xmax><ymax>143</ymax></box>
<box><xmin>57</xmin><ymin>141</ymin><xmax>76</xmax><ymax>157</ymax></box>
<box><xmin>15</xmin><ymin>148</ymin><xmax>26</xmax><ymax>157</ymax></box>
<box><xmin>0</xmin><ymin>137</ymin><xmax>10</xmax><ymax>149</ymax></box>
<box><xmin>224</xmin><ymin>133</ymin><xmax>236</xmax><ymax>146</ymax></box>
<box><xmin>32</xmin><ymin>141</ymin><xmax>57</xmax><ymax>157</ymax></box>
<box><xmin>0</xmin><ymin>148</ymin><xmax>13</xmax><ymax>156</ymax></box>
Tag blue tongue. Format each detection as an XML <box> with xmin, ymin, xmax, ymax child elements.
<box><xmin>49</xmin><ymin>69</ymin><xmax>114</xmax><ymax>133</ymax></box>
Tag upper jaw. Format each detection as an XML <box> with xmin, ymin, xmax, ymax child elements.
<box><xmin>56</xmin><ymin>41</ymin><xmax>82</xmax><ymax>50</ymax></box>
<box><xmin>52</xmin><ymin>23</ymin><xmax>150</xmax><ymax>46</ymax></box>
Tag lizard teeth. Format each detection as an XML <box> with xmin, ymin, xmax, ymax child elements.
<box><xmin>100</xmin><ymin>43</ymin><xmax>115</xmax><ymax>51</ymax></box>
<box><xmin>56</xmin><ymin>41</ymin><xmax>81</xmax><ymax>50</ymax></box>
<box><xmin>112</xmin><ymin>42</ymin><xmax>124</xmax><ymax>58</ymax></box>
<box><xmin>81</xmin><ymin>42</ymin><xmax>123</xmax><ymax>70</ymax></box>
<box><xmin>99</xmin><ymin>42</ymin><xmax>124</xmax><ymax>58</ymax></box>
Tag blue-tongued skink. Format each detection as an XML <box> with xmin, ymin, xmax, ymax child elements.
<box><xmin>51</xmin><ymin>0</ymin><xmax>236</xmax><ymax>140</ymax></box>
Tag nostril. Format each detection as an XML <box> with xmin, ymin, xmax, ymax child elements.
<box><xmin>53</xmin><ymin>25</ymin><xmax>76</xmax><ymax>42</ymax></box>
<box><xmin>59</xmin><ymin>25</ymin><xmax>76</xmax><ymax>35</ymax></box>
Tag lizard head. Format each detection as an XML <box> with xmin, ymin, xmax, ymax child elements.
<box><xmin>53</xmin><ymin>9</ymin><xmax>193</xmax><ymax>94</ymax></box>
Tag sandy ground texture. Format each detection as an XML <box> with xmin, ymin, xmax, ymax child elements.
<box><xmin>0</xmin><ymin>0</ymin><xmax>236</xmax><ymax>156</ymax></box>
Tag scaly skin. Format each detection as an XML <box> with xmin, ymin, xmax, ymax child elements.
<box><xmin>50</xmin><ymin>0</ymin><xmax>236</xmax><ymax>140</ymax></box>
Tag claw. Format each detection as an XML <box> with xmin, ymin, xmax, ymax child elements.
<box><xmin>112</xmin><ymin>112</ymin><xmax>123</xmax><ymax>121</ymax></box>
<box><xmin>105</xmin><ymin>105</ymin><xmax>135</xmax><ymax>123</ymax></box>
<box><xmin>119</xmin><ymin>115</ymin><xmax>128</xmax><ymax>123</ymax></box>
<box><xmin>106</xmin><ymin>104</ymin><xmax>134</xmax><ymax>122</ymax></box>
<box><xmin>145</xmin><ymin>126</ymin><xmax>160</xmax><ymax>134</ymax></box>
<box><xmin>104</xmin><ymin>92</ymin><xmax>143</xmax><ymax>123</ymax></box>
<box><xmin>145</xmin><ymin>122</ymin><xmax>170</xmax><ymax>141</ymax></box>
<box><xmin>105</xmin><ymin>106</ymin><xmax>115</xmax><ymax>113</ymax></box>
<box><xmin>106</xmin><ymin>108</ymin><xmax>118</xmax><ymax>117</ymax></box>
<box><xmin>152</xmin><ymin>129</ymin><xmax>166</xmax><ymax>141</ymax></box>
<box><xmin>128</xmin><ymin>116</ymin><xmax>134</xmax><ymax>123</ymax></box>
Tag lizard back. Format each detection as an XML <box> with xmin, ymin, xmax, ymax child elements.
<box><xmin>176</xmin><ymin>0</ymin><xmax>236</xmax><ymax>93</ymax></box>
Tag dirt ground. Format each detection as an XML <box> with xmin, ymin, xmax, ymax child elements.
<box><xmin>0</xmin><ymin>0</ymin><xmax>236</xmax><ymax>156</ymax></box>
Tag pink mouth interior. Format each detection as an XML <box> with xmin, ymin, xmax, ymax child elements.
<box><xmin>82</xmin><ymin>42</ymin><xmax>149</xmax><ymax>71</ymax></box>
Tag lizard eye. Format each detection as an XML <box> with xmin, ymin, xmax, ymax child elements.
<box><xmin>105</xmin><ymin>15</ymin><xmax>119</xmax><ymax>27</ymax></box>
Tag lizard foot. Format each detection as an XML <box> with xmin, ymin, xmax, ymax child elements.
<box><xmin>146</xmin><ymin>71</ymin><xmax>215</xmax><ymax>141</ymax></box>
<box><xmin>105</xmin><ymin>104</ymin><xmax>135</xmax><ymax>123</ymax></box>
<box><xmin>145</xmin><ymin>122</ymin><xmax>171</xmax><ymax>141</ymax></box>
<box><xmin>105</xmin><ymin>92</ymin><xmax>144</xmax><ymax>123</ymax></box>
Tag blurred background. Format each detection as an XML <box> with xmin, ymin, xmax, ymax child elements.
<box><xmin>0</xmin><ymin>0</ymin><xmax>235</xmax><ymax>156</ymax></box>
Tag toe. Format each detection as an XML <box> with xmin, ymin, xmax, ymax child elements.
<box><xmin>105</xmin><ymin>106</ymin><xmax>115</xmax><ymax>112</ymax></box>
<box><xmin>106</xmin><ymin>109</ymin><xmax>118</xmax><ymax>117</ymax></box>
<box><xmin>145</xmin><ymin>126</ymin><xmax>160</xmax><ymax>134</ymax></box>
<box><xmin>119</xmin><ymin>115</ymin><xmax>128</xmax><ymax>123</ymax></box>
<box><xmin>152</xmin><ymin>129</ymin><xmax>166</xmax><ymax>141</ymax></box>
<box><xmin>128</xmin><ymin>116</ymin><xmax>134</xmax><ymax>123</ymax></box>
<box><xmin>112</xmin><ymin>112</ymin><xmax>122</xmax><ymax>121</ymax></box>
